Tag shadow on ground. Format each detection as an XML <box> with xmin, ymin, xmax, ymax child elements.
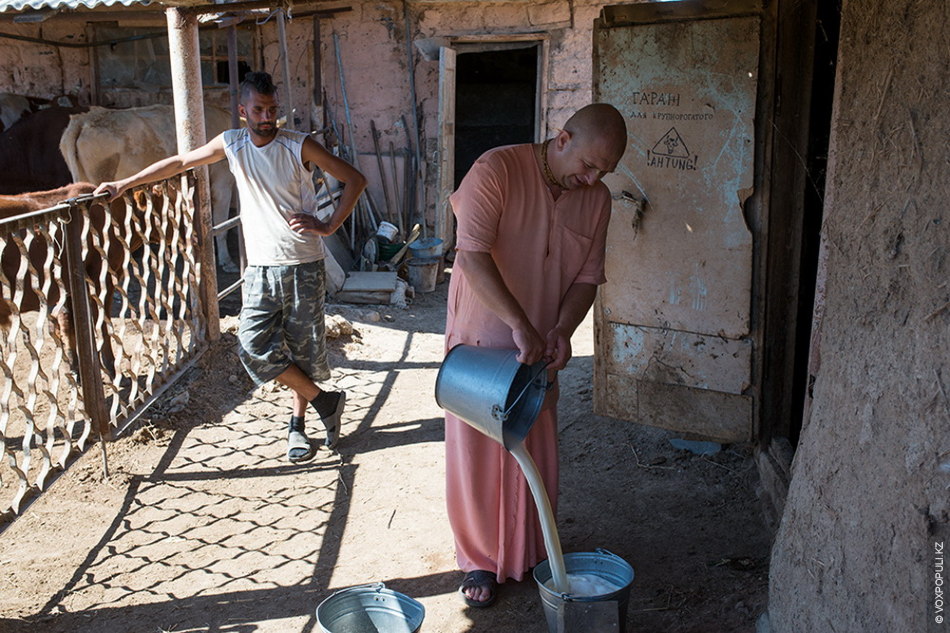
<box><xmin>0</xmin><ymin>269</ymin><xmax>769</xmax><ymax>633</ymax></box>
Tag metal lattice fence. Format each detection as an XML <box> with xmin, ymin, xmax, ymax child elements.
<box><xmin>0</xmin><ymin>174</ymin><xmax>208</xmax><ymax>524</ymax></box>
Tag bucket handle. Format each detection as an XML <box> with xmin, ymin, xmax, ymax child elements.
<box><xmin>595</xmin><ymin>548</ymin><xmax>623</xmax><ymax>561</ymax></box>
<box><xmin>325</xmin><ymin>581</ymin><xmax>386</xmax><ymax>600</ymax></box>
<box><xmin>491</xmin><ymin>360</ymin><xmax>553</xmax><ymax>422</ymax></box>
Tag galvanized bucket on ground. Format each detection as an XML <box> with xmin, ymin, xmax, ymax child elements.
<box><xmin>435</xmin><ymin>344</ymin><xmax>549</xmax><ymax>450</ymax></box>
<box><xmin>407</xmin><ymin>257</ymin><xmax>439</xmax><ymax>293</ymax></box>
<box><xmin>533</xmin><ymin>550</ymin><xmax>635</xmax><ymax>633</ymax></box>
<box><xmin>315</xmin><ymin>583</ymin><xmax>425</xmax><ymax>633</ymax></box>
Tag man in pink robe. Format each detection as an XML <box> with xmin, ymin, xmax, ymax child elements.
<box><xmin>444</xmin><ymin>104</ymin><xmax>628</xmax><ymax>606</ymax></box>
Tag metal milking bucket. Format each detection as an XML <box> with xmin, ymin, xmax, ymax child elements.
<box><xmin>435</xmin><ymin>344</ymin><xmax>550</xmax><ymax>450</ymax></box>
<box><xmin>315</xmin><ymin>583</ymin><xmax>425</xmax><ymax>633</ymax></box>
<box><xmin>533</xmin><ymin>550</ymin><xmax>636</xmax><ymax>633</ymax></box>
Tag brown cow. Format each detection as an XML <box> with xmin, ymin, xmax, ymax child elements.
<box><xmin>0</xmin><ymin>183</ymin><xmax>173</xmax><ymax>375</ymax></box>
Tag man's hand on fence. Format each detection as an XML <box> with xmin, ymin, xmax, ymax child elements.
<box><xmin>93</xmin><ymin>182</ymin><xmax>122</xmax><ymax>201</ymax></box>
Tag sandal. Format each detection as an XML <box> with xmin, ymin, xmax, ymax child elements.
<box><xmin>459</xmin><ymin>570</ymin><xmax>497</xmax><ymax>608</ymax></box>
<box><xmin>287</xmin><ymin>429</ymin><xmax>314</xmax><ymax>463</ymax></box>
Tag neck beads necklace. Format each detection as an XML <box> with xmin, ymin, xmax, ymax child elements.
<box><xmin>541</xmin><ymin>139</ymin><xmax>561</xmax><ymax>189</ymax></box>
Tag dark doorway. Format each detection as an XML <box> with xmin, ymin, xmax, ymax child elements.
<box><xmin>789</xmin><ymin>0</ymin><xmax>842</xmax><ymax>447</ymax></box>
<box><xmin>453</xmin><ymin>46</ymin><xmax>538</xmax><ymax>187</ymax></box>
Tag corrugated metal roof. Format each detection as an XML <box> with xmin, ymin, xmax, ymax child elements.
<box><xmin>0</xmin><ymin>0</ymin><xmax>151</xmax><ymax>12</ymax></box>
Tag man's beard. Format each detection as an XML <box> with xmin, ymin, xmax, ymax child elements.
<box><xmin>252</xmin><ymin>123</ymin><xmax>277</xmax><ymax>138</ymax></box>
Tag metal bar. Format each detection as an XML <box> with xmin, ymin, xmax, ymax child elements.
<box><xmin>0</xmin><ymin>204</ymin><xmax>71</xmax><ymax>229</ymax></box>
<box><xmin>276</xmin><ymin>8</ymin><xmax>295</xmax><ymax>130</ymax></box>
<box><xmin>209</xmin><ymin>189</ymin><xmax>339</xmax><ymax>238</ymax></box>
<box><xmin>323</xmin><ymin>86</ymin><xmax>354</xmax><ymax>253</ymax></box>
<box><xmin>187</xmin><ymin>1</ymin><xmax>353</xmax><ymax>16</ymax></box>
<box><xmin>402</xmin><ymin>117</ymin><xmax>413</xmax><ymax>238</ymax></box>
<box><xmin>370</xmin><ymin>120</ymin><xmax>395</xmax><ymax>225</ymax></box>
<box><xmin>334</xmin><ymin>31</ymin><xmax>379</xmax><ymax>237</ymax></box>
<box><xmin>0</xmin><ymin>192</ymin><xmax>107</xmax><ymax>231</ymax></box>
<box><xmin>212</xmin><ymin>216</ymin><xmax>244</xmax><ymax>235</ymax></box>
<box><xmin>63</xmin><ymin>204</ymin><xmax>110</xmax><ymax>477</ymax></box>
<box><xmin>167</xmin><ymin>7</ymin><xmax>220</xmax><ymax>342</ymax></box>
<box><xmin>403</xmin><ymin>1</ymin><xmax>424</xmax><ymax>234</ymax></box>
<box><xmin>217</xmin><ymin>278</ymin><xmax>244</xmax><ymax>301</ymax></box>
<box><xmin>389</xmin><ymin>141</ymin><xmax>404</xmax><ymax>236</ymax></box>
<box><xmin>0</xmin><ymin>29</ymin><xmax>169</xmax><ymax>48</ymax></box>
<box><xmin>227</xmin><ymin>24</ymin><xmax>241</xmax><ymax>129</ymax></box>
<box><xmin>333</xmin><ymin>33</ymin><xmax>360</xmax><ymax>170</ymax></box>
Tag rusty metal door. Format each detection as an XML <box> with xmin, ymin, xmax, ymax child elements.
<box><xmin>593</xmin><ymin>1</ymin><xmax>763</xmax><ymax>442</ymax></box>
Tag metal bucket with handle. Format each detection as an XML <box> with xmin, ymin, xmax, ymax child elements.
<box><xmin>435</xmin><ymin>344</ymin><xmax>550</xmax><ymax>450</ymax></box>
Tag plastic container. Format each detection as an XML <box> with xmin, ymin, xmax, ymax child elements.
<box><xmin>377</xmin><ymin>240</ymin><xmax>405</xmax><ymax>262</ymax></box>
<box><xmin>376</xmin><ymin>221</ymin><xmax>399</xmax><ymax>243</ymax></box>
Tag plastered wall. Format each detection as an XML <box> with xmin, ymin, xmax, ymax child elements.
<box><xmin>286</xmin><ymin>0</ymin><xmax>616</xmax><ymax>225</ymax></box>
<box><xmin>767</xmin><ymin>1</ymin><xmax>950</xmax><ymax>630</ymax></box>
<box><xmin>0</xmin><ymin>22</ymin><xmax>93</xmax><ymax>101</ymax></box>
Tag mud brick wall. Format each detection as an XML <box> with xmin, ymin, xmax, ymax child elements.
<box><xmin>0</xmin><ymin>22</ymin><xmax>93</xmax><ymax>101</ymax></box>
<box><xmin>768</xmin><ymin>1</ymin><xmax>950</xmax><ymax>630</ymax></box>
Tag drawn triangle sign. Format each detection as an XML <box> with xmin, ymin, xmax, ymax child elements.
<box><xmin>652</xmin><ymin>127</ymin><xmax>691</xmax><ymax>158</ymax></box>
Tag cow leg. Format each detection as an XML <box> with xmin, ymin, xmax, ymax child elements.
<box><xmin>215</xmin><ymin>211</ymin><xmax>239</xmax><ymax>273</ymax></box>
<box><xmin>51</xmin><ymin>305</ymin><xmax>79</xmax><ymax>378</ymax></box>
<box><xmin>209</xmin><ymin>168</ymin><xmax>239</xmax><ymax>273</ymax></box>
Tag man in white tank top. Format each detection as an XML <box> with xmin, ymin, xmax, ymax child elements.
<box><xmin>95</xmin><ymin>72</ymin><xmax>366</xmax><ymax>462</ymax></box>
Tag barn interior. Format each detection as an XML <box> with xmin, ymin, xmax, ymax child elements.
<box><xmin>0</xmin><ymin>0</ymin><xmax>946</xmax><ymax>631</ymax></box>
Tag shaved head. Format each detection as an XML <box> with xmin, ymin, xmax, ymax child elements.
<box><xmin>563</xmin><ymin>103</ymin><xmax>627</xmax><ymax>160</ymax></box>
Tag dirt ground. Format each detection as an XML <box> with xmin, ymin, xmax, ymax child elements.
<box><xmin>0</xmin><ymin>266</ymin><xmax>770</xmax><ymax>633</ymax></box>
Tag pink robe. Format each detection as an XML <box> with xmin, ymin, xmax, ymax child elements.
<box><xmin>445</xmin><ymin>143</ymin><xmax>611</xmax><ymax>582</ymax></box>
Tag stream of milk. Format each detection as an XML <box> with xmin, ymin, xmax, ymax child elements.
<box><xmin>509</xmin><ymin>443</ymin><xmax>569</xmax><ymax>592</ymax></box>
<box><xmin>510</xmin><ymin>443</ymin><xmax>623</xmax><ymax>598</ymax></box>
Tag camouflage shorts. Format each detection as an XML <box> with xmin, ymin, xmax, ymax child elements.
<box><xmin>237</xmin><ymin>260</ymin><xmax>330</xmax><ymax>386</ymax></box>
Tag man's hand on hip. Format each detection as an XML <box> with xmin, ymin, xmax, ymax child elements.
<box><xmin>289</xmin><ymin>213</ymin><xmax>332</xmax><ymax>236</ymax></box>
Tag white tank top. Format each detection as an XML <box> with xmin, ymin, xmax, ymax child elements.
<box><xmin>223</xmin><ymin>128</ymin><xmax>325</xmax><ymax>266</ymax></box>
